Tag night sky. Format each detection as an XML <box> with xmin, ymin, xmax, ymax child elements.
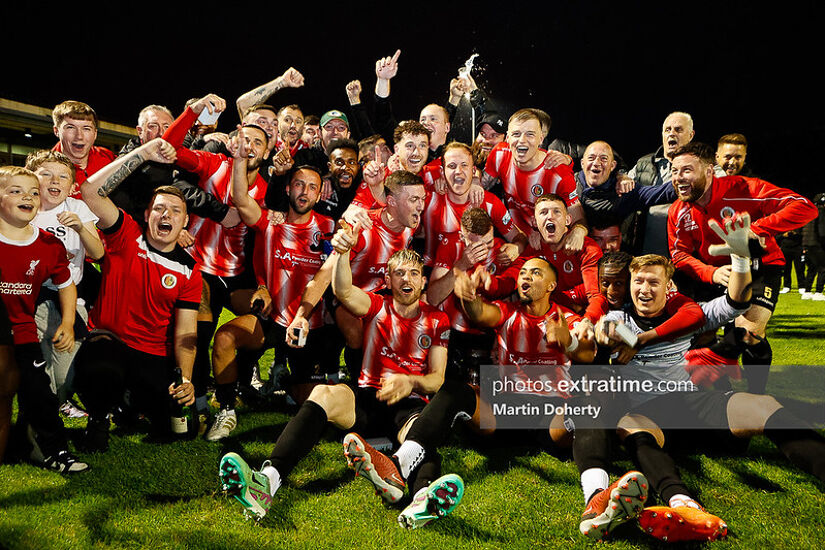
<box><xmin>3</xmin><ymin>2</ymin><xmax>821</xmax><ymax>196</ymax></box>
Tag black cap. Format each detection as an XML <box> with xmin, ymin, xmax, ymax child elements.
<box><xmin>476</xmin><ymin>112</ymin><xmax>507</xmax><ymax>135</ymax></box>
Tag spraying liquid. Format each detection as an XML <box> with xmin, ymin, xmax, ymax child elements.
<box><xmin>459</xmin><ymin>54</ymin><xmax>479</xmax><ymax>141</ymax></box>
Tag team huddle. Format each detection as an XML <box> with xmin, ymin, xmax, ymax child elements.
<box><xmin>2</xmin><ymin>50</ymin><xmax>825</xmax><ymax>543</ymax></box>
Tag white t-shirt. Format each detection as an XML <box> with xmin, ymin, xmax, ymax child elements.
<box><xmin>33</xmin><ymin>197</ymin><xmax>99</xmax><ymax>290</ymax></box>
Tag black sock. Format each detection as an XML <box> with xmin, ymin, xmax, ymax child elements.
<box><xmin>408</xmin><ymin>452</ymin><xmax>442</xmax><ymax>495</ymax></box>
<box><xmin>573</xmin><ymin>429</ymin><xmax>611</xmax><ymax>473</ymax></box>
<box><xmin>764</xmin><ymin>408</ymin><xmax>825</xmax><ymax>486</ymax></box>
<box><xmin>741</xmin><ymin>337</ymin><xmax>771</xmax><ymax>394</ymax></box>
<box><xmin>269</xmin><ymin>400</ymin><xmax>328</xmax><ymax>477</ymax></box>
<box><xmin>624</xmin><ymin>432</ymin><xmax>691</xmax><ymax>504</ymax></box>
<box><xmin>405</xmin><ymin>380</ymin><xmax>476</xmax><ymax>449</ymax></box>
<box><xmin>215</xmin><ymin>383</ymin><xmax>236</xmax><ymax>410</ymax></box>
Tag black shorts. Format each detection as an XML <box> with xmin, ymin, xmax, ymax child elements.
<box><xmin>630</xmin><ymin>390</ymin><xmax>733</xmax><ymax>431</ymax></box>
<box><xmin>446</xmin><ymin>329</ymin><xmax>495</xmax><ymax>383</ymax></box>
<box><xmin>674</xmin><ymin>263</ymin><xmax>782</xmax><ymax>312</ymax></box>
<box><xmin>351</xmin><ymin>386</ymin><xmax>426</xmax><ymax>438</ymax></box>
<box><xmin>259</xmin><ymin>318</ymin><xmax>341</xmax><ymax>382</ymax></box>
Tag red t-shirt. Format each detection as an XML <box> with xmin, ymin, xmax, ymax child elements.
<box><xmin>349</xmin><ymin>209</ymin><xmax>415</xmax><ymax>292</ymax></box>
<box><xmin>91</xmin><ymin>212</ymin><xmax>202</xmax><ymax>356</ymax></box>
<box><xmin>52</xmin><ymin>143</ymin><xmax>116</xmax><ymax>188</ymax></box>
<box><xmin>358</xmin><ymin>293</ymin><xmax>451</xmax><ymax>394</ymax></box>
<box><xmin>433</xmin><ymin>234</ymin><xmax>510</xmax><ymax>334</ymax></box>
<box><xmin>251</xmin><ymin>210</ymin><xmax>335</xmax><ymax>329</ymax></box>
<box><xmin>668</xmin><ymin>175</ymin><xmax>817</xmax><ymax>283</ymax></box>
<box><xmin>492</xmin><ymin>300</ymin><xmax>580</xmax><ymax>398</ymax></box>
<box><xmin>484</xmin><ymin>142</ymin><xmax>577</xmax><ymax>233</ymax></box>
<box><xmin>0</xmin><ymin>229</ymin><xmax>71</xmax><ymax>345</ymax></box>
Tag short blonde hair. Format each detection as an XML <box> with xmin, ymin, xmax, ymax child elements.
<box><xmin>387</xmin><ymin>249</ymin><xmax>423</xmax><ymax>272</ymax></box>
<box><xmin>25</xmin><ymin>150</ymin><xmax>75</xmax><ymax>181</ymax></box>
<box><xmin>629</xmin><ymin>254</ymin><xmax>675</xmax><ymax>280</ymax></box>
<box><xmin>52</xmin><ymin>100</ymin><xmax>98</xmax><ymax>128</ymax></box>
<box><xmin>0</xmin><ymin>166</ymin><xmax>39</xmax><ymax>187</ymax></box>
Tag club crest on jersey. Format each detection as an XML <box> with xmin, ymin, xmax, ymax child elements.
<box><xmin>25</xmin><ymin>260</ymin><xmax>40</xmax><ymax>277</ymax></box>
<box><xmin>418</xmin><ymin>334</ymin><xmax>432</xmax><ymax>350</ymax></box>
<box><xmin>720</xmin><ymin>206</ymin><xmax>736</xmax><ymax>219</ymax></box>
<box><xmin>531</xmin><ymin>184</ymin><xmax>544</xmax><ymax>197</ymax></box>
<box><xmin>161</xmin><ymin>273</ymin><xmax>178</xmax><ymax>289</ymax></box>
<box><xmin>563</xmin><ymin>260</ymin><xmax>574</xmax><ymax>273</ymax></box>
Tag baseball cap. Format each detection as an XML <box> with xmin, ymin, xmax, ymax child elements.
<box><xmin>476</xmin><ymin>112</ymin><xmax>507</xmax><ymax>135</ymax></box>
<box><xmin>320</xmin><ymin>110</ymin><xmax>349</xmax><ymax>128</ymax></box>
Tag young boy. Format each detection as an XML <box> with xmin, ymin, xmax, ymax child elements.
<box><xmin>0</xmin><ymin>166</ymin><xmax>87</xmax><ymax>473</ymax></box>
<box><xmin>26</xmin><ymin>150</ymin><xmax>104</xmax><ymax>415</ymax></box>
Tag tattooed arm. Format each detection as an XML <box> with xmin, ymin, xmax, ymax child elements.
<box><xmin>236</xmin><ymin>67</ymin><xmax>304</xmax><ymax>119</ymax></box>
<box><xmin>80</xmin><ymin>138</ymin><xmax>177</xmax><ymax>229</ymax></box>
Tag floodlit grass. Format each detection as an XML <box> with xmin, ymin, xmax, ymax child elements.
<box><xmin>1</xmin><ymin>285</ymin><xmax>824</xmax><ymax>549</ymax></box>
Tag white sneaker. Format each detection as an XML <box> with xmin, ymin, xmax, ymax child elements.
<box><xmin>799</xmin><ymin>288</ymin><xmax>807</xmax><ymax>294</ymax></box>
<box><xmin>59</xmin><ymin>401</ymin><xmax>89</xmax><ymax>418</ymax></box>
<box><xmin>812</xmin><ymin>292</ymin><xmax>825</xmax><ymax>301</ymax></box>
<box><xmin>779</xmin><ymin>287</ymin><xmax>790</xmax><ymax>294</ymax></box>
<box><xmin>206</xmin><ymin>408</ymin><xmax>237</xmax><ymax>441</ymax></box>
<box><xmin>802</xmin><ymin>292</ymin><xmax>814</xmax><ymax>300</ymax></box>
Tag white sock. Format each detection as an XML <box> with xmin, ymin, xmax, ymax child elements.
<box><xmin>581</xmin><ymin>468</ymin><xmax>610</xmax><ymax>504</ymax></box>
<box><xmin>262</xmin><ymin>464</ymin><xmax>281</xmax><ymax>497</ymax></box>
<box><xmin>393</xmin><ymin>440</ymin><xmax>425</xmax><ymax>479</ymax></box>
<box><xmin>669</xmin><ymin>493</ymin><xmax>701</xmax><ymax>509</ymax></box>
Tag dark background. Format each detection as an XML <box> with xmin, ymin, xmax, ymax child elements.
<box><xmin>2</xmin><ymin>1</ymin><xmax>821</xmax><ymax>195</ymax></box>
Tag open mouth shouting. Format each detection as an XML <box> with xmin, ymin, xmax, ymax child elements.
<box><xmin>157</xmin><ymin>221</ymin><xmax>174</xmax><ymax>236</ymax></box>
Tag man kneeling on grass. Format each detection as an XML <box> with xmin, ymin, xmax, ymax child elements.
<box><xmin>218</xmin><ymin>244</ymin><xmax>464</xmax><ymax>528</ymax></box>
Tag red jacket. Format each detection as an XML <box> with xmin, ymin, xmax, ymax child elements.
<box><xmin>668</xmin><ymin>175</ymin><xmax>817</xmax><ymax>283</ymax></box>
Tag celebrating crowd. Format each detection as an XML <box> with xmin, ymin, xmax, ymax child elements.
<box><xmin>1</xmin><ymin>49</ymin><xmax>824</xmax><ymax>543</ymax></box>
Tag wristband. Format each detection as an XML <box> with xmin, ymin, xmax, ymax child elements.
<box><xmin>565</xmin><ymin>335</ymin><xmax>579</xmax><ymax>354</ymax></box>
<box><xmin>730</xmin><ymin>254</ymin><xmax>750</xmax><ymax>273</ymax></box>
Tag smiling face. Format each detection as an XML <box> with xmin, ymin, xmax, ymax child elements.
<box><xmin>599</xmin><ymin>264</ymin><xmax>629</xmax><ymax>309</ymax></box>
<box><xmin>581</xmin><ymin>141</ymin><xmax>617</xmax><ymax>187</ymax></box>
<box><xmin>507</xmin><ymin>117</ymin><xmax>543</xmax><ymax>167</ymax></box>
<box><xmin>144</xmin><ymin>192</ymin><xmax>188</xmax><ymax>251</ymax></box>
<box><xmin>671</xmin><ymin>153</ymin><xmax>712</xmax><ymax>203</ymax></box>
<box><xmin>244</xmin><ymin>107</ymin><xmax>278</xmax><ymax>139</ymax></box>
<box><xmin>475</xmin><ymin>123</ymin><xmax>505</xmax><ymax>159</ymax></box>
<box><xmin>34</xmin><ymin>161</ymin><xmax>74</xmax><ymax>210</ymax></box>
<box><xmin>321</xmin><ymin>119</ymin><xmax>350</xmax><ymax>149</ymax></box>
<box><xmin>419</xmin><ymin>104</ymin><xmax>450</xmax><ymax>149</ymax></box>
<box><xmin>630</xmin><ymin>265</ymin><xmax>669</xmax><ymax>317</ymax></box>
<box><xmin>395</xmin><ymin>132</ymin><xmax>430</xmax><ymax>174</ymax></box>
<box><xmin>328</xmin><ymin>147</ymin><xmax>360</xmax><ymax>190</ymax></box>
<box><xmin>0</xmin><ymin>174</ymin><xmax>40</xmax><ymax>227</ymax></box>
<box><xmin>137</xmin><ymin>109</ymin><xmax>173</xmax><ymax>144</ymax></box>
<box><xmin>240</xmin><ymin>126</ymin><xmax>268</xmax><ymax>171</ymax></box>
<box><xmin>54</xmin><ymin>116</ymin><xmax>97</xmax><ymax>164</ymax></box>
<box><xmin>517</xmin><ymin>257</ymin><xmax>556</xmax><ymax>304</ymax></box>
<box><xmin>535</xmin><ymin>198</ymin><xmax>570</xmax><ymax>244</ymax></box>
<box><xmin>443</xmin><ymin>147</ymin><xmax>474</xmax><ymax>199</ymax></box>
<box><xmin>385</xmin><ymin>259</ymin><xmax>426</xmax><ymax>306</ymax></box>
<box><xmin>715</xmin><ymin>142</ymin><xmax>747</xmax><ymax>176</ymax></box>
<box><xmin>286</xmin><ymin>168</ymin><xmax>321</xmax><ymax>215</ymax></box>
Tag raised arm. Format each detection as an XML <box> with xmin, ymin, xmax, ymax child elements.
<box><xmin>331</xmin><ymin>223</ymin><xmax>371</xmax><ymax>317</ymax></box>
<box><xmin>236</xmin><ymin>67</ymin><xmax>304</xmax><ymax>119</ymax></box>
<box><xmin>459</xmin><ymin>266</ymin><xmax>503</xmax><ymax>328</ymax></box>
<box><xmin>226</xmin><ymin>131</ymin><xmax>262</xmax><ymax>226</ymax></box>
<box><xmin>81</xmin><ymin>138</ymin><xmax>177</xmax><ymax>229</ymax></box>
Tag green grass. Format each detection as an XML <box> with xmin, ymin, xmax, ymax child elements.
<box><xmin>1</xmin><ymin>281</ymin><xmax>824</xmax><ymax>549</ymax></box>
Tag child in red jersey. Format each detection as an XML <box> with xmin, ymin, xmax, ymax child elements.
<box><xmin>0</xmin><ymin>166</ymin><xmax>87</xmax><ymax>473</ymax></box>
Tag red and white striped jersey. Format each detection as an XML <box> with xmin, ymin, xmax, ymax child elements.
<box><xmin>420</xmin><ymin>186</ymin><xmax>516</xmax><ymax>266</ymax></box>
<box><xmin>484</xmin><ymin>142</ymin><xmax>578</xmax><ymax>234</ymax></box>
<box><xmin>184</xmin><ymin>151</ymin><xmax>268</xmax><ymax>277</ymax></box>
<box><xmin>92</xmin><ymin>212</ymin><xmax>202</xmax><ymax>357</ymax></box>
<box><xmin>350</xmin><ymin>209</ymin><xmax>414</xmax><ymax>292</ymax></box>
<box><xmin>433</xmin><ymin>234</ymin><xmax>509</xmax><ymax>334</ymax></box>
<box><xmin>492</xmin><ymin>300</ymin><xmax>580</xmax><ymax>398</ymax></box>
<box><xmin>0</xmin><ymin>229</ymin><xmax>72</xmax><ymax>346</ymax></box>
<box><xmin>252</xmin><ymin>210</ymin><xmax>335</xmax><ymax>329</ymax></box>
<box><xmin>358</xmin><ymin>292</ymin><xmax>451</xmax><ymax>393</ymax></box>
